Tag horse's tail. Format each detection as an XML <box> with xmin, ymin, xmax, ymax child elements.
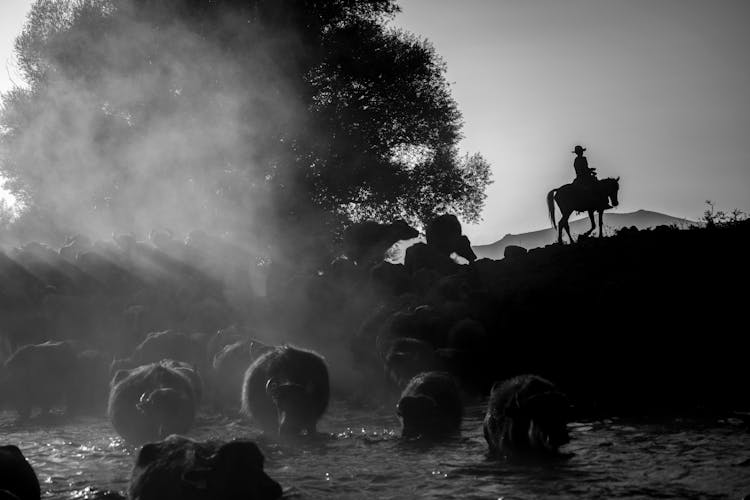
<box><xmin>547</xmin><ymin>189</ymin><xmax>558</xmax><ymax>229</ymax></box>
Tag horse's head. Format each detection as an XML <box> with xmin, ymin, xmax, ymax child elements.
<box><xmin>604</xmin><ymin>177</ymin><xmax>620</xmax><ymax>207</ymax></box>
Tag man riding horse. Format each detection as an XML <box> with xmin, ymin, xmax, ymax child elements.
<box><xmin>572</xmin><ymin>145</ymin><xmax>609</xmax><ymax>207</ymax></box>
<box><xmin>547</xmin><ymin>145</ymin><xmax>620</xmax><ymax>244</ymax></box>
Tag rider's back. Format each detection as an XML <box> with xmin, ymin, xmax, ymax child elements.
<box><xmin>574</xmin><ymin>156</ymin><xmax>590</xmax><ymax>179</ymax></box>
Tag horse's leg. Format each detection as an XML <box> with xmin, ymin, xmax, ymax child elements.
<box><xmin>599</xmin><ymin>210</ymin><xmax>604</xmax><ymax>237</ymax></box>
<box><xmin>565</xmin><ymin>219</ymin><xmax>574</xmax><ymax>243</ymax></box>
<box><xmin>557</xmin><ymin>208</ymin><xmax>567</xmax><ymax>244</ymax></box>
<box><xmin>561</xmin><ymin>212</ymin><xmax>573</xmax><ymax>243</ymax></box>
<box><xmin>584</xmin><ymin>210</ymin><xmax>595</xmax><ymax>236</ymax></box>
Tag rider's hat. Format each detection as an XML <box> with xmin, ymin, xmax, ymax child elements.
<box><xmin>572</xmin><ymin>145</ymin><xmax>586</xmax><ymax>154</ymax></box>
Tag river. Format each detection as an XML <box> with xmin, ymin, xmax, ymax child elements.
<box><xmin>2</xmin><ymin>403</ymin><xmax>749</xmax><ymax>499</ymax></box>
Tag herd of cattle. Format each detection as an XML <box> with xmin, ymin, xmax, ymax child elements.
<box><xmin>0</xmin><ymin>215</ymin><xmax>571</xmax><ymax>499</ymax></box>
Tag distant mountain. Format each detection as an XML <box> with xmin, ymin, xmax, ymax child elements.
<box><xmin>473</xmin><ymin>210</ymin><xmax>695</xmax><ymax>260</ymax></box>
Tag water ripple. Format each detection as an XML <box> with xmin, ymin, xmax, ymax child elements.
<box><xmin>1</xmin><ymin>406</ymin><xmax>749</xmax><ymax>499</ymax></box>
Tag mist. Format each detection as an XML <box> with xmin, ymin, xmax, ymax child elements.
<box><xmin>0</xmin><ymin>0</ymin><xmax>488</xmax><ymax>395</ymax></box>
<box><xmin>1</xmin><ymin>0</ymin><xmax>315</xmax><ymax>254</ymax></box>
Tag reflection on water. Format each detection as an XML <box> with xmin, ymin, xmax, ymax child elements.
<box><xmin>2</xmin><ymin>404</ymin><xmax>749</xmax><ymax>499</ymax></box>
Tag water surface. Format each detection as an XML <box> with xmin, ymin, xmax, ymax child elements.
<box><xmin>2</xmin><ymin>404</ymin><xmax>749</xmax><ymax>499</ymax></box>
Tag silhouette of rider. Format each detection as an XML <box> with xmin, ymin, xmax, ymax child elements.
<box><xmin>572</xmin><ymin>145</ymin><xmax>611</xmax><ymax>209</ymax></box>
<box><xmin>572</xmin><ymin>145</ymin><xmax>595</xmax><ymax>184</ymax></box>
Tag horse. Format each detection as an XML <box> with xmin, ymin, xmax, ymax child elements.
<box><xmin>547</xmin><ymin>177</ymin><xmax>620</xmax><ymax>244</ymax></box>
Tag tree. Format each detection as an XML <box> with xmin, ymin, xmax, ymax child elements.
<box><xmin>1</xmin><ymin>0</ymin><xmax>491</xmax><ymax>258</ymax></box>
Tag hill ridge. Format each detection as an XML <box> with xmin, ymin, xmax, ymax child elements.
<box><xmin>473</xmin><ymin>209</ymin><xmax>694</xmax><ymax>259</ymax></box>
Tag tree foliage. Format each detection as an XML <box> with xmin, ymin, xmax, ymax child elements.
<box><xmin>1</xmin><ymin>0</ymin><xmax>491</xmax><ymax>254</ymax></box>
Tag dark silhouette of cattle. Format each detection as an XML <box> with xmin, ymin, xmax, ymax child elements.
<box><xmin>426</xmin><ymin>214</ymin><xmax>476</xmax><ymax>263</ymax></box>
<box><xmin>397</xmin><ymin>371</ymin><xmax>463</xmax><ymax>438</ymax></box>
<box><xmin>0</xmin><ymin>250</ymin><xmax>47</xmax><ymax>306</ymax></box>
<box><xmin>206</xmin><ymin>326</ymin><xmax>247</xmax><ymax>366</ymax></box>
<box><xmin>129</xmin><ymin>435</ymin><xmax>282</xmax><ymax>500</ymax></box>
<box><xmin>384</xmin><ymin>338</ymin><xmax>441</xmax><ymax>389</ymax></box>
<box><xmin>437</xmin><ymin>318</ymin><xmax>493</xmax><ymax>395</ymax></box>
<box><xmin>11</xmin><ymin>242</ymin><xmax>100</xmax><ymax>296</ymax></box>
<box><xmin>0</xmin><ymin>341</ymin><xmax>78</xmax><ymax>419</ymax></box>
<box><xmin>211</xmin><ymin>339</ymin><xmax>273</xmax><ymax>411</ymax></box>
<box><xmin>108</xmin><ymin>360</ymin><xmax>200</xmax><ymax>444</ymax></box>
<box><xmin>375</xmin><ymin>306</ymin><xmax>449</xmax><ymax>357</ymax></box>
<box><xmin>111</xmin><ymin>330</ymin><xmax>205</xmax><ymax>377</ymax></box>
<box><xmin>2</xmin><ymin>216</ymin><xmax>748</xmax><ymax>422</ymax></box>
<box><xmin>404</xmin><ymin>236</ymin><xmax>475</xmax><ymax>274</ymax></box>
<box><xmin>483</xmin><ymin>374</ymin><xmax>570</xmax><ymax>458</ymax></box>
<box><xmin>241</xmin><ymin>345</ymin><xmax>329</xmax><ymax>436</ymax></box>
<box><xmin>503</xmin><ymin>245</ymin><xmax>527</xmax><ymax>259</ymax></box>
<box><xmin>368</xmin><ymin>261</ymin><xmax>411</xmax><ymax>297</ymax></box>
<box><xmin>59</xmin><ymin>234</ymin><xmax>91</xmax><ymax>262</ymax></box>
<box><xmin>342</xmin><ymin>220</ymin><xmax>418</xmax><ymax>266</ymax></box>
<box><xmin>0</xmin><ymin>445</ymin><xmax>40</xmax><ymax>500</ymax></box>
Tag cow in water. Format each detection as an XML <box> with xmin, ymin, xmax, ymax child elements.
<box><xmin>483</xmin><ymin>374</ymin><xmax>570</xmax><ymax>458</ymax></box>
<box><xmin>397</xmin><ymin>371</ymin><xmax>463</xmax><ymax>439</ymax></box>
<box><xmin>0</xmin><ymin>341</ymin><xmax>78</xmax><ymax>419</ymax></box>
<box><xmin>108</xmin><ymin>360</ymin><xmax>201</xmax><ymax>445</ymax></box>
<box><xmin>0</xmin><ymin>445</ymin><xmax>40</xmax><ymax>500</ymax></box>
<box><xmin>129</xmin><ymin>435</ymin><xmax>282</xmax><ymax>500</ymax></box>
<box><xmin>241</xmin><ymin>346</ymin><xmax>329</xmax><ymax>437</ymax></box>
<box><xmin>211</xmin><ymin>339</ymin><xmax>273</xmax><ymax>411</ymax></box>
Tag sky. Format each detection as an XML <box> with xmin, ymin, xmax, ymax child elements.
<box><xmin>1</xmin><ymin>0</ymin><xmax>749</xmax><ymax>244</ymax></box>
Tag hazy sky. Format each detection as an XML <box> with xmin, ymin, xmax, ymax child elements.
<box><xmin>2</xmin><ymin>0</ymin><xmax>749</xmax><ymax>243</ymax></box>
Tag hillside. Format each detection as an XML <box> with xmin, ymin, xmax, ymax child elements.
<box><xmin>473</xmin><ymin>209</ymin><xmax>694</xmax><ymax>260</ymax></box>
<box><xmin>470</xmin><ymin>219</ymin><xmax>749</xmax><ymax>413</ymax></box>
